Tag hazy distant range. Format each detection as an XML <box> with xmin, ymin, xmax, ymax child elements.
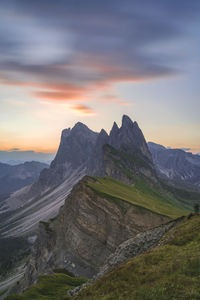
<box><xmin>0</xmin><ymin>150</ymin><xmax>55</xmax><ymax>165</ymax></box>
<box><xmin>1</xmin><ymin>147</ymin><xmax>198</xmax><ymax>166</ymax></box>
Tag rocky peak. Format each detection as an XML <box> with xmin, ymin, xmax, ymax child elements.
<box><xmin>51</xmin><ymin>122</ymin><xmax>98</xmax><ymax>169</ymax></box>
<box><xmin>110</xmin><ymin>121</ymin><xmax>119</xmax><ymax>135</ymax></box>
<box><xmin>87</xmin><ymin>129</ymin><xmax>109</xmax><ymax>176</ymax></box>
<box><xmin>109</xmin><ymin>115</ymin><xmax>152</xmax><ymax>162</ymax></box>
<box><xmin>72</xmin><ymin>122</ymin><xmax>92</xmax><ymax>133</ymax></box>
<box><xmin>122</xmin><ymin>114</ymin><xmax>133</xmax><ymax>127</ymax></box>
<box><xmin>61</xmin><ymin>128</ymin><xmax>71</xmax><ymax>139</ymax></box>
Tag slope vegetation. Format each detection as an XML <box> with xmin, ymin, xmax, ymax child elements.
<box><xmin>75</xmin><ymin>215</ymin><xmax>200</xmax><ymax>300</ymax></box>
<box><xmin>7</xmin><ymin>216</ymin><xmax>200</xmax><ymax>300</ymax></box>
<box><xmin>6</xmin><ymin>272</ymin><xmax>87</xmax><ymax>300</ymax></box>
<box><xmin>88</xmin><ymin>176</ymin><xmax>187</xmax><ymax>218</ymax></box>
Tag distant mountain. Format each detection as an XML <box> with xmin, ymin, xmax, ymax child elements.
<box><xmin>0</xmin><ymin>151</ymin><xmax>55</xmax><ymax>165</ymax></box>
<box><xmin>148</xmin><ymin>142</ymin><xmax>200</xmax><ymax>190</ymax></box>
<box><xmin>0</xmin><ymin>161</ymin><xmax>48</xmax><ymax>202</ymax></box>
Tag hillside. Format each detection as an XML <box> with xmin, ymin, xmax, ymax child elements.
<box><xmin>6</xmin><ymin>216</ymin><xmax>200</xmax><ymax>300</ymax></box>
<box><xmin>5</xmin><ymin>272</ymin><xmax>87</xmax><ymax>300</ymax></box>
<box><xmin>74</xmin><ymin>215</ymin><xmax>200</xmax><ymax>300</ymax></box>
<box><xmin>87</xmin><ymin>176</ymin><xmax>186</xmax><ymax>218</ymax></box>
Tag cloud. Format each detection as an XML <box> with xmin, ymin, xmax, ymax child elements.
<box><xmin>10</xmin><ymin>148</ymin><xmax>20</xmax><ymax>151</ymax></box>
<box><xmin>71</xmin><ymin>104</ymin><xmax>95</xmax><ymax>115</ymax></box>
<box><xmin>34</xmin><ymin>91</ymin><xmax>83</xmax><ymax>101</ymax></box>
<box><xmin>100</xmin><ymin>94</ymin><xmax>132</xmax><ymax>106</ymax></box>
<box><xmin>0</xmin><ymin>0</ymin><xmax>199</xmax><ymax>106</ymax></box>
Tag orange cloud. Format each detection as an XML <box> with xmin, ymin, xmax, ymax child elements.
<box><xmin>71</xmin><ymin>104</ymin><xmax>95</xmax><ymax>115</ymax></box>
<box><xmin>2</xmin><ymin>80</ymin><xmax>87</xmax><ymax>92</ymax></box>
<box><xmin>101</xmin><ymin>94</ymin><xmax>132</xmax><ymax>106</ymax></box>
<box><xmin>1</xmin><ymin>79</ymin><xmax>88</xmax><ymax>101</ymax></box>
<box><xmin>34</xmin><ymin>90</ymin><xmax>85</xmax><ymax>101</ymax></box>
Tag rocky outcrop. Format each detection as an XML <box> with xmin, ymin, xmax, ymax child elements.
<box><xmin>68</xmin><ymin>216</ymin><xmax>184</xmax><ymax>297</ymax></box>
<box><xmin>110</xmin><ymin>115</ymin><xmax>152</xmax><ymax>162</ymax></box>
<box><xmin>97</xmin><ymin>216</ymin><xmax>184</xmax><ymax>278</ymax></box>
<box><xmin>22</xmin><ymin>176</ymin><xmax>170</xmax><ymax>290</ymax></box>
<box><xmin>88</xmin><ymin>115</ymin><xmax>157</xmax><ymax>185</ymax></box>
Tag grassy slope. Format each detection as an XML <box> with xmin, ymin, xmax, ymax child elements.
<box><xmin>87</xmin><ymin>177</ymin><xmax>187</xmax><ymax>218</ymax></box>
<box><xmin>75</xmin><ymin>215</ymin><xmax>200</xmax><ymax>300</ymax></box>
<box><xmin>7</xmin><ymin>217</ymin><xmax>200</xmax><ymax>300</ymax></box>
<box><xmin>6</xmin><ymin>273</ymin><xmax>87</xmax><ymax>300</ymax></box>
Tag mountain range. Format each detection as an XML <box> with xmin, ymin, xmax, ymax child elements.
<box><xmin>0</xmin><ymin>161</ymin><xmax>48</xmax><ymax>202</ymax></box>
<box><xmin>0</xmin><ymin>115</ymin><xmax>158</xmax><ymax>237</ymax></box>
<box><xmin>148</xmin><ymin>142</ymin><xmax>200</xmax><ymax>190</ymax></box>
<box><xmin>0</xmin><ymin>115</ymin><xmax>199</xmax><ymax>300</ymax></box>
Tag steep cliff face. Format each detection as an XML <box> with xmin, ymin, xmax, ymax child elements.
<box><xmin>31</xmin><ymin>122</ymin><xmax>98</xmax><ymax>194</ymax></box>
<box><xmin>68</xmin><ymin>217</ymin><xmax>184</xmax><ymax>297</ymax></box>
<box><xmin>23</xmin><ymin>176</ymin><xmax>170</xmax><ymax>289</ymax></box>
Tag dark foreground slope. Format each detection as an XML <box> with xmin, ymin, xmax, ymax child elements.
<box><xmin>75</xmin><ymin>215</ymin><xmax>200</xmax><ymax>300</ymax></box>
<box><xmin>7</xmin><ymin>216</ymin><xmax>200</xmax><ymax>300</ymax></box>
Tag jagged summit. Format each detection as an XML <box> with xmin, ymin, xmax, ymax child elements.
<box><xmin>110</xmin><ymin>121</ymin><xmax>119</xmax><ymax>134</ymax></box>
<box><xmin>122</xmin><ymin>114</ymin><xmax>133</xmax><ymax>126</ymax></box>
<box><xmin>72</xmin><ymin>122</ymin><xmax>96</xmax><ymax>133</ymax></box>
<box><xmin>99</xmin><ymin>128</ymin><xmax>109</xmax><ymax>137</ymax></box>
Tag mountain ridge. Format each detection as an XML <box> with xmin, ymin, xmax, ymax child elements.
<box><xmin>148</xmin><ymin>141</ymin><xmax>200</xmax><ymax>190</ymax></box>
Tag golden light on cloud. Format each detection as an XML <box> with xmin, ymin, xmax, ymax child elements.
<box><xmin>71</xmin><ymin>104</ymin><xmax>95</xmax><ymax>115</ymax></box>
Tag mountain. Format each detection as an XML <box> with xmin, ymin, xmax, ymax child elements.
<box><xmin>88</xmin><ymin>115</ymin><xmax>156</xmax><ymax>184</ymax></box>
<box><xmin>0</xmin><ymin>161</ymin><xmax>48</xmax><ymax>202</ymax></box>
<box><xmin>2</xmin><ymin>115</ymin><xmax>200</xmax><ymax>299</ymax></box>
<box><xmin>148</xmin><ymin>142</ymin><xmax>200</xmax><ymax>190</ymax></box>
<box><xmin>21</xmin><ymin>176</ymin><xmax>173</xmax><ymax>286</ymax></box>
<box><xmin>0</xmin><ymin>123</ymin><xmax>98</xmax><ymax>236</ymax></box>
<box><xmin>0</xmin><ymin>115</ymin><xmax>156</xmax><ymax>237</ymax></box>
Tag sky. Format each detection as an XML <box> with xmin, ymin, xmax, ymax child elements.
<box><xmin>0</xmin><ymin>0</ymin><xmax>200</xmax><ymax>154</ymax></box>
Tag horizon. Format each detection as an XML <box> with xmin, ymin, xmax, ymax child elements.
<box><xmin>0</xmin><ymin>1</ymin><xmax>200</xmax><ymax>154</ymax></box>
<box><xmin>0</xmin><ymin>115</ymin><xmax>199</xmax><ymax>156</ymax></box>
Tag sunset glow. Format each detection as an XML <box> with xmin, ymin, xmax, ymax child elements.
<box><xmin>0</xmin><ymin>0</ymin><xmax>199</xmax><ymax>154</ymax></box>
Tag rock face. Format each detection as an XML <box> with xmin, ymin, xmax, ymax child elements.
<box><xmin>110</xmin><ymin>116</ymin><xmax>152</xmax><ymax>161</ymax></box>
<box><xmin>31</xmin><ymin>122</ymin><xmax>98</xmax><ymax>195</ymax></box>
<box><xmin>97</xmin><ymin>217</ymin><xmax>184</xmax><ymax>279</ymax></box>
<box><xmin>88</xmin><ymin>115</ymin><xmax>156</xmax><ymax>185</ymax></box>
<box><xmin>68</xmin><ymin>217</ymin><xmax>184</xmax><ymax>297</ymax></box>
<box><xmin>148</xmin><ymin>142</ymin><xmax>200</xmax><ymax>190</ymax></box>
<box><xmin>23</xmin><ymin>176</ymin><xmax>170</xmax><ymax>289</ymax></box>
